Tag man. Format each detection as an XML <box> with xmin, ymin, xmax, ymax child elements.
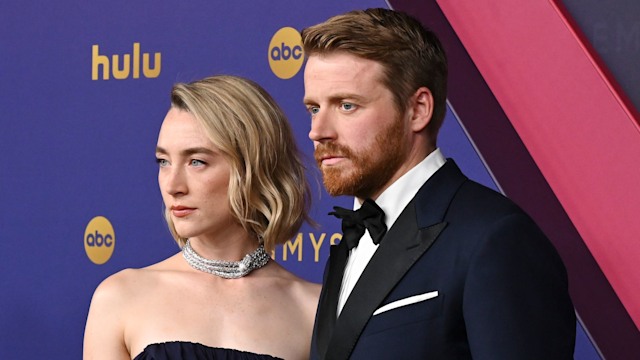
<box><xmin>302</xmin><ymin>8</ymin><xmax>576</xmax><ymax>359</ymax></box>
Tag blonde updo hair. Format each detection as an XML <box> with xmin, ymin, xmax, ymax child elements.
<box><xmin>164</xmin><ymin>75</ymin><xmax>312</xmax><ymax>252</ymax></box>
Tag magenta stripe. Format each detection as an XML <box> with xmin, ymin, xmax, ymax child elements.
<box><xmin>389</xmin><ymin>0</ymin><xmax>640</xmax><ymax>357</ymax></box>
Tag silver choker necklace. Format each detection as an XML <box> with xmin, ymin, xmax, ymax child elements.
<box><xmin>182</xmin><ymin>239</ymin><xmax>270</xmax><ymax>279</ymax></box>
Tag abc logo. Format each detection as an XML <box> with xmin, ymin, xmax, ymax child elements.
<box><xmin>84</xmin><ymin>216</ymin><xmax>115</xmax><ymax>265</ymax></box>
<box><xmin>268</xmin><ymin>27</ymin><xmax>304</xmax><ymax>79</ymax></box>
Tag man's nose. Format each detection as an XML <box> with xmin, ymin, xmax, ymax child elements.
<box><xmin>308</xmin><ymin>110</ymin><xmax>336</xmax><ymax>143</ymax></box>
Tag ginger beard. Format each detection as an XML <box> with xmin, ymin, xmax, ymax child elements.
<box><xmin>315</xmin><ymin>116</ymin><xmax>408</xmax><ymax>199</ymax></box>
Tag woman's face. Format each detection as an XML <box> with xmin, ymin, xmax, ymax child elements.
<box><xmin>155</xmin><ymin>107</ymin><xmax>236</xmax><ymax>241</ymax></box>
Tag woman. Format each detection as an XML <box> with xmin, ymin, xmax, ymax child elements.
<box><xmin>84</xmin><ymin>75</ymin><xmax>321</xmax><ymax>360</ymax></box>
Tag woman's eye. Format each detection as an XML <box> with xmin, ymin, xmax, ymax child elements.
<box><xmin>190</xmin><ymin>159</ymin><xmax>205</xmax><ymax>166</ymax></box>
<box><xmin>156</xmin><ymin>158</ymin><xmax>169</xmax><ymax>167</ymax></box>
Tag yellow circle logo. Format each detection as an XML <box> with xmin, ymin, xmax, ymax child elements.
<box><xmin>268</xmin><ymin>27</ymin><xmax>304</xmax><ymax>79</ymax></box>
<box><xmin>84</xmin><ymin>216</ymin><xmax>115</xmax><ymax>265</ymax></box>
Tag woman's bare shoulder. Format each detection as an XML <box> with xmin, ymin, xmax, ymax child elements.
<box><xmin>293</xmin><ymin>274</ymin><xmax>321</xmax><ymax>301</ymax></box>
<box><xmin>84</xmin><ymin>255</ymin><xmax>183</xmax><ymax>359</ymax></box>
<box><xmin>90</xmin><ymin>253</ymin><xmax>182</xmax><ymax>304</ymax></box>
<box><xmin>263</xmin><ymin>261</ymin><xmax>321</xmax><ymax>302</ymax></box>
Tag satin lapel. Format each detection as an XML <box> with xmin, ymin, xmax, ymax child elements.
<box><xmin>316</xmin><ymin>240</ymin><xmax>349</xmax><ymax>359</ymax></box>
<box><xmin>326</xmin><ymin>200</ymin><xmax>447</xmax><ymax>359</ymax></box>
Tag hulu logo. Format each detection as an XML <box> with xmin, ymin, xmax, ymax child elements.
<box><xmin>92</xmin><ymin>43</ymin><xmax>161</xmax><ymax>80</ymax></box>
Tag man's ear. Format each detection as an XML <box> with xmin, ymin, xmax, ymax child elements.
<box><xmin>408</xmin><ymin>87</ymin><xmax>434</xmax><ymax>132</ymax></box>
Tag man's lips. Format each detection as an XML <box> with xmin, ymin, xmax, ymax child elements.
<box><xmin>316</xmin><ymin>151</ymin><xmax>347</xmax><ymax>165</ymax></box>
<box><xmin>171</xmin><ymin>206</ymin><xmax>196</xmax><ymax>218</ymax></box>
<box><xmin>320</xmin><ymin>156</ymin><xmax>345</xmax><ymax>166</ymax></box>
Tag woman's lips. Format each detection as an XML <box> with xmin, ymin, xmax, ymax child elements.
<box><xmin>171</xmin><ymin>206</ymin><xmax>195</xmax><ymax>218</ymax></box>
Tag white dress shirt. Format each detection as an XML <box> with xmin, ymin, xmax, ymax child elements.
<box><xmin>336</xmin><ymin>148</ymin><xmax>446</xmax><ymax>316</ymax></box>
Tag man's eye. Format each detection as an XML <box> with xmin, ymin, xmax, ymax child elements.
<box><xmin>308</xmin><ymin>106</ymin><xmax>320</xmax><ymax>115</ymax></box>
<box><xmin>341</xmin><ymin>103</ymin><xmax>356</xmax><ymax>111</ymax></box>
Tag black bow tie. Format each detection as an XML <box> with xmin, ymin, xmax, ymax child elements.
<box><xmin>329</xmin><ymin>199</ymin><xmax>387</xmax><ymax>250</ymax></box>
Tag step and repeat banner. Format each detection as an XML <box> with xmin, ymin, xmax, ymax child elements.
<box><xmin>1</xmin><ymin>1</ymin><xmax>603</xmax><ymax>358</ymax></box>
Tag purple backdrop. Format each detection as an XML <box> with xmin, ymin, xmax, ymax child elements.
<box><xmin>0</xmin><ymin>1</ymin><xmax>607</xmax><ymax>358</ymax></box>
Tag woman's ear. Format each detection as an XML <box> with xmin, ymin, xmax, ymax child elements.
<box><xmin>408</xmin><ymin>87</ymin><xmax>434</xmax><ymax>133</ymax></box>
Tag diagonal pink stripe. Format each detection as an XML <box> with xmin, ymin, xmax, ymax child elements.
<box><xmin>436</xmin><ymin>0</ymin><xmax>640</xmax><ymax>330</ymax></box>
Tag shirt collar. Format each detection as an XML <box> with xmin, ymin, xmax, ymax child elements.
<box><xmin>354</xmin><ymin>148</ymin><xmax>446</xmax><ymax>229</ymax></box>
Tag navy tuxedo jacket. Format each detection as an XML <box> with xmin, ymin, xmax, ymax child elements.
<box><xmin>311</xmin><ymin>160</ymin><xmax>575</xmax><ymax>359</ymax></box>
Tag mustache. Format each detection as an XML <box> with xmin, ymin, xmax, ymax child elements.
<box><xmin>314</xmin><ymin>142</ymin><xmax>354</xmax><ymax>163</ymax></box>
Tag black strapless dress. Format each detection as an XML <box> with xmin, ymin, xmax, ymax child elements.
<box><xmin>133</xmin><ymin>342</ymin><xmax>283</xmax><ymax>360</ymax></box>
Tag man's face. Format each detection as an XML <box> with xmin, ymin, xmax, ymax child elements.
<box><xmin>303</xmin><ymin>52</ymin><xmax>410</xmax><ymax>199</ymax></box>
